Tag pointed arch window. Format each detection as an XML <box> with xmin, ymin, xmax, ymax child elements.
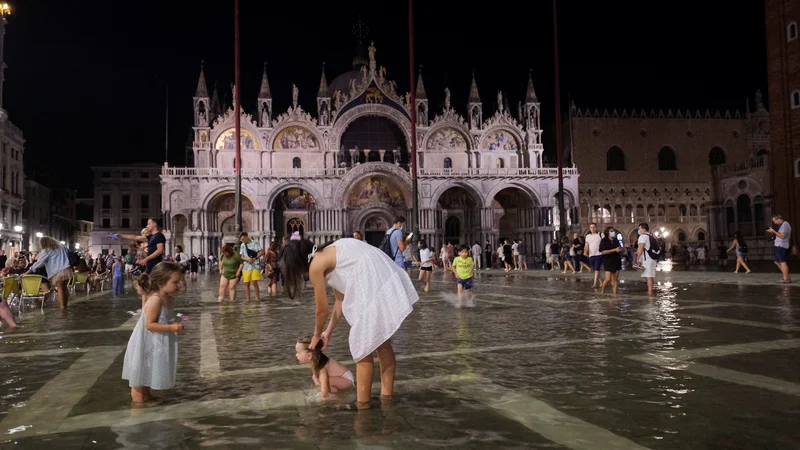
<box><xmin>444</xmin><ymin>157</ymin><xmax>452</xmax><ymax>169</ymax></box>
<box><xmin>605</xmin><ymin>146</ymin><xmax>625</xmax><ymax>171</ymax></box>
<box><xmin>292</xmin><ymin>157</ymin><xmax>301</xmax><ymax>169</ymax></box>
<box><xmin>788</xmin><ymin>21</ymin><xmax>798</xmax><ymax>42</ymax></box>
<box><xmin>792</xmin><ymin>90</ymin><xmax>800</xmax><ymax>109</ymax></box>
<box><xmin>708</xmin><ymin>146</ymin><xmax>726</xmax><ymax>165</ymax></box>
<box><xmin>658</xmin><ymin>146</ymin><xmax>677</xmax><ymax>171</ymax></box>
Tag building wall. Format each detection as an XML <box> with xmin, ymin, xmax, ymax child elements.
<box><xmin>23</xmin><ymin>179</ymin><xmax>51</xmax><ymax>251</ymax></box>
<box><xmin>90</xmin><ymin>165</ymin><xmax>162</xmax><ymax>256</ymax></box>
<box><xmin>766</xmin><ymin>0</ymin><xmax>800</xmax><ymax>229</ymax></box>
<box><xmin>572</xmin><ymin>104</ymin><xmax>772</xmax><ymax>251</ymax></box>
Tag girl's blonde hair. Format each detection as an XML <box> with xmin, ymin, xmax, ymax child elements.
<box><xmin>39</xmin><ymin>236</ymin><xmax>60</xmax><ymax>251</ymax></box>
<box><xmin>136</xmin><ymin>262</ymin><xmax>182</xmax><ymax>294</ymax></box>
<box><xmin>297</xmin><ymin>335</ymin><xmax>329</xmax><ymax>375</ymax></box>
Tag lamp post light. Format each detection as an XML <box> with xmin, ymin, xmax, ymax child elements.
<box><xmin>0</xmin><ymin>3</ymin><xmax>10</xmax><ymax>18</ymax></box>
<box><xmin>35</xmin><ymin>232</ymin><xmax>43</xmax><ymax>238</ymax></box>
<box><xmin>663</xmin><ymin>231</ymin><xmax>670</xmax><ymax>238</ymax></box>
<box><xmin>13</xmin><ymin>225</ymin><xmax>22</xmax><ymax>232</ymax></box>
<box><xmin>75</xmin><ymin>243</ymin><xmax>81</xmax><ymax>250</ymax></box>
<box><xmin>59</xmin><ymin>241</ymin><xmax>66</xmax><ymax>245</ymax></box>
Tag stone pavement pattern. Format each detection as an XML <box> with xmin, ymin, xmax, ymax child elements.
<box><xmin>0</xmin><ymin>267</ymin><xmax>797</xmax><ymax>449</ymax></box>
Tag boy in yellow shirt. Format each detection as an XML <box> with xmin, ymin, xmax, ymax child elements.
<box><xmin>452</xmin><ymin>245</ymin><xmax>475</xmax><ymax>307</ymax></box>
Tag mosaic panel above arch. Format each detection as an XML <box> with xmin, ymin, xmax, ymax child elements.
<box><xmin>425</xmin><ymin>127</ymin><xmax>469</xmax><ymax>151</ymax></box>
<box><xmin>347</xmin><ymin>175</ymin><xmax>406</xmax><ymax>208</ymax></box>
<box><xmin>481</xmin><ymin>129</ymin><xmax>519</xmax><ymax>151</ymax></box>
<box><xmin>272</xmin><ymin>126</ymin><xmax>319</xmax><ymax>150</ymax></box>
<box><xmin>215</xmin><ymin>128</ymin><xmax>260</xmax><ymax>150</ymax></box>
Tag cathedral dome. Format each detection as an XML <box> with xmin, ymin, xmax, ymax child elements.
<box><xmin>328</xmin><ymin>70</ymin><xmax>361</xmax><ymax>96</ymax></box>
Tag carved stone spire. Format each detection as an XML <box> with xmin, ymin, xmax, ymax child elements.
<box><xmin>210</xmin><ymin>81</ymin><xmax>221</xmax><ymax>118</ymax></box>
<box><xmin>195</xmin><ymin>61</ymin><xmax>209</xmax><ymax>97</ymax></box>
<box><xmin>468</xmin><ymin>69</ymin><xmax>481</xmax><ymax>103</ymax></box>
<box><xmin>318</xmin><ymin>63</ymin><xmax>329</xmax><ymax>97</ymax></box>
<box><xmin>525</xmin><ymin>69</ymin><xmax>538</xmax><ymax>103</ymax></box>
<box><xmin>415</xmin><ymin>66</ymin><xmax>427</xmax><ymax>100</ymax></box>
<box><xmin>258</xmin><ymin>62</ymin><xmax>271</xmax><ymax>99</ymax></box>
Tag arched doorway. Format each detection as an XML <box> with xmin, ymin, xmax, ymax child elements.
<box><xmin>272</xmin><ymin>188</ymin><xmax>317</xmax><ymax>241</ymax></box>
<box><xmin>363</xmin><ymin>215</ymin><xmax>390</xmax><ymax>247</ymax></box>
<box><xmin>445</xmin><ymin>216</ymin><xmax>461</xmax><ymax>245</ymax></box>
<box><xmin>340</xmin><ymin>116</ymin><xmax>408</xmax><ymax>168</ymax></box>
<box><xmin>492</xmin><ymin>187</ymin><xmax>536</xmax><ymax>252</ymax></box>
<box><xmin>172</xmin><ymin>214</ymin><xmax>189</xmax><ymax>250</ymax></box>
<box><xmin>346</xmin><ymin>175</ymin><xmax>408</xmax><ymax>241</ymax></box>
<box><xmin>207</xmin><ymin>192</ymin><xmax>256</xmax><ymax>234</ymax></box>
<box><xmin>437</xmin><ymin>185</ymin><xmax>481</xmax><ymax>248</ymax></box>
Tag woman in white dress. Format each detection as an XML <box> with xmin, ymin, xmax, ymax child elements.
<box><xmin>280</xmin><ymin>237</ymin><xmax>418</xmax><ymax>410</ymax></box>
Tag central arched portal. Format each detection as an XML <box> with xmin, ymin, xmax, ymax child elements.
<box><xmin>492</xmin><ymin>187</ymin><xmax>538</xmax><ymax>256</ymax></box>
<box><xmin>346</xmin><ymin>174</ymin><xmax>409</xmax><ymax>247</ymax></box>
<box><xmin>271</xmin><ymin>188</ymin><xmax>317</xmax><ymax>241</ymax></box>
<box><xmin>340</xmin><ymin>116</ymin><xmax>408</xmax><ymax>168</ymax></box>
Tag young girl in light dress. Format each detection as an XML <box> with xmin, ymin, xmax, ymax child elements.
<box><xmin>122</xmin><ymin>262</ymin><xmax>185</xmax><ymax>402</ymax></box>
<box><xmin>295</xmin><ymin>335</ymin><xmax>354</xmax><ymax>398</ymax></box>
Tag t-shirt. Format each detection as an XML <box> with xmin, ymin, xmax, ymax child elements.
<box><xmin>240</xmin><ymin>241</ymin><xmax>263</xmax><ymax>271</ymax></box>
<box><xmin>452</xmin><ymin>256</ymin><xmax>474</xmax><ymax>280</ymax></box>
<box><xmin>573</xmin><ymin>239</ymin><xmax>584</xmax><ymax>255</ymax></box>
<box><xmin>385</xmin><ymin>228</ymin><xmax>405</xmax><ymax>268</ymax></box>
<box><xmin>419</xmin><ymin>248</ymin><xmax>434</xmax><ymax>267</ymax></box>
<box><xmin>146</xmin><ymin>232</ymin><xmax>166</xmax><ymax>273</ymax></box>
<box><xmin>599</xmin><ymin>238</ymin><xmax>622</xmax><ymax>267</ymax></box>
<box><xmin>517</xmin><ymin>243</ymin><xmax>526</xmax><ymax>255</ymax></box>
<box><xmin>586</xmin><ymin>233</ymin><xmax>602</xmax><ymax>257</ymax></box>
<box><xmin>221</xmin><ymin>251</ymin><xmax>243</xmax><ymax>280</ymax></box>
<box><xmin>471</xmin><ymin>244</ymin><xmax>482</xmax><ymax>256</ymax></box>
<box><xmin>775</xmin><ymin>222</ymin><xmax>792</xmax><ymax>249</ymax></box>
<box><xmin>511</xmin><ymin>242</ymin><xmax>519</xmax><ymax>255</ymax></box>
<box><xmin>637</xmin><ymin>233</ymin><xmax>652</xmax><ymax>262</ymax></box>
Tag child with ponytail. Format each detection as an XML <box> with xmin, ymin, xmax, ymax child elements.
<box><xmin>295</xmin><ymin>335</ymin><xmax>354</xmax><ymax>398</ymax></box>
<box><xmin>122</xmin><ymin>262</ymin><xmax>185</xmax><ymax>402</ymax></box>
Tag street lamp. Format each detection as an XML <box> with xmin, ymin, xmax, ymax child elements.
<box><xmin>0</xmin><ymin>3</ymin><xmax>10</xmax><ymax>18</ymax></box>
<box><xmin>13</xmin><ymin>225</ymin><xmax>22</xmax><ymax>232</ymax></box>
<box><xmin>75</xmin><ymin>243</ymin><xmax>81</xmax><ymax>250</ymax></box>
<box><xmin>663</xmin><ymin>231</ymin><xmax>670</xmax><ymax>238</ymax></box>
<box><xmin>59</xmin><ymin>241</ymin><xmax>66</xmax><ymax>245</ymax></box>
<box><xmin>35</xmin><ymin>232</ymin><xmax>43</xmax><ymax>238</ymax></box>
<box><xmin>660</xmin><ymin>227</ymin><xmax>665</xmax><ymax>233</ymax></box>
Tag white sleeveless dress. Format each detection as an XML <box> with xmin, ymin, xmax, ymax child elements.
<box><xmin>326</xmin><ymin>238</ymin><xmax>419</xmax><ymax>361</ymax></box>
<box><xmin>121</xmin><ymin>298</ymin><xmax>178</xmax><ymax>389</ymax></box>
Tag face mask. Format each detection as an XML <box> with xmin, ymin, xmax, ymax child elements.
<box><xmin>609</xmin><ymin>231</ymin><xmax>616</xmax><ymax>238</ymax></box>
<box><xmin>637</xmin><ymin>230</ymin><xmax>643</xmax><ymax>236</ymax></box>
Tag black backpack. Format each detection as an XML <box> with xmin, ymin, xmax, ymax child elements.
<box><xmin>646</xmin><ymin>235</ymin><xmax>661</xmax><ymax>261</ymax></box>
<box><xmin>379</xmin><ymin>229</ymin><xmax>400</xmax><ymax>260</ymax></box>
<box><xmin>68</xmin><ymin>251</ymin><xmax>80</xmax><ymax>267</ymax></box>
<box><xmin>739</xmin><ymin>241</ymin><xmax>748</xmax><ymax>254</ymax></box>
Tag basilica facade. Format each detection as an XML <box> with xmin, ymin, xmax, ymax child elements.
<box><xmin>159</xmin><ymin>44</ymin><xmax>578</xmax><ymax>257</ymax></box>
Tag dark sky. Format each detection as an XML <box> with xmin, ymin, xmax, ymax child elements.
<box><xmin>4</xmin><ymin>0</ymin><xmax>766</xmax><ymax>197</ymax></box>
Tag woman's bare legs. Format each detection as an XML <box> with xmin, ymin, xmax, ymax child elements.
<box><xmin>600</xmin><ymin>271</ymin><xmax>612</xmax><ymax>294</ymax></box>
<box><xmin>612</xmin><ymin>271</ymin><xmax>620</xmax><ymax>294</ymax></box>
<box><xmin>0</xmin><ymin>301</ymin><xmax>17</xmax><ymax>329</ymax></box>
<box><xmin>57</xmin><ymin>280</ymin><xmax>69</xmax><ymax>309</ymax></box>
<box><xmin>737</xmin><ymin>256</ymin><xmax>752</xmax><ymax>273</ymax></box>
<box><xmin>218</xmin><ymin>277</ymin><xmax>228</xmax><ymax>301</ymax></box>
<box><xmin>350</xmin><ymin>340</ymin><xmax>396</xmax><ymax>409</ymax></box>
<box><xmin>228</xmin><ymin>278</ymin><xmax>239</xmax><ymax>301</ymax></box>
<box><xmin>376</xmin><ymin>340</ymin><xmax>396</xmax><ymax>398</ymax></box>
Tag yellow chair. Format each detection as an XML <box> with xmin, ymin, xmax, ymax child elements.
<box><xmin>2</xmin><ymin>276</ymin><xmax>21</xmax><ymax>314</ymax></box>
<box><xmin>20</xmin><ymin>275</ymin><xmax>46</xmax><ymax>311</ymax></box>
<box><xmin>70</xmin><ymin>271</ymin><xmax>90</xmax><ymax>296</ymax></box>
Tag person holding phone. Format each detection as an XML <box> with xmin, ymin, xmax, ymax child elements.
<box><xmin>767</xmin><ymin>214</ymin><xmax>792</xmax><ymax>283</ymax></box>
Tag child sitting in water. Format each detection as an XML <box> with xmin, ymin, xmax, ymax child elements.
<box><xmin>295</xmin><ymin>335</ymin><xmax>354</xmax><ymax>399</ymax></box>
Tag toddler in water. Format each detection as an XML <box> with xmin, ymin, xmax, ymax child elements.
<box><xmin>295</xmin><ymin>335</ymin><xmax>354</xmax><ymax>399</ymax></box>
<box><xmin>452</xmin><ymin>245</ymin><xmax>475</xmax><ymax>307</ymax></box>
<box><xmin>122</xmin><ymin>262</ymin><xmax>185</xmax><ymax>402</ymax></box>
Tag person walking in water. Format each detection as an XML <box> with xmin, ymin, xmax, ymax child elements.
<box><xmin>727</xmin><ymin>231</ymin><xmax>751</xmax><ymax>274</ymax></box>
<box><xmin>279</xmin><ymin>236</ymin><xmax>418</xmax><ymax>410</ymax></box>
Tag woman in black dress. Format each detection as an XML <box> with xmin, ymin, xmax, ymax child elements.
<box><xmin>599</xmin><ymin>226</ymin><xmax>623</xmax><ymax>294</ymax></box>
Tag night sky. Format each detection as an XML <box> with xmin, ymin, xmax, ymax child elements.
<box><xmin>4</xmin><ymin>0</ymin><xmax>766</xmax><ymax>197</ymax></box>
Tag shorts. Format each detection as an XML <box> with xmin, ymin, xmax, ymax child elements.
<box><xmin>242</xmin><ymin>269</ymin><xmax>261</xmax><ymax>283</ymax></box>
<box><xmin>341</xmin><ymin>370</ymin><xmax>355</xmax><ymax>385</ymax></box>
<box><xmin>518</xmin><ymin>255</ymin><xmax>527</xmax><ymax>263</ymax></box>
<box><xmin>640</xmin><ymin>257</ymin><xmax>657</xmax><ymax>278</ymax></box>
<box><xmin>457</xmin><ymin>277</ymin><xmax>473</xmax><ymax>290</ymax></box>
<box><xmin>125</xmin><ymin>264</ymin><xmax>134</xmax><ymax>273</ymax></box>
<box><xmin>404</xmin><ymin>260</ymin><xmax>412</xmax><ymax>270</ymax></box>
<box><xmin>774</xmin><ymin>246</ymin><xmax>788</xmax><ymax>263</ymax></box>
<box><xmin>51</xmin><ymin>267</ymin><xmax>75</xmax><ymax>285</ymax></box>
<box><xmin>421</xmin><ymin>266</ymin><xmax>432</xmax><ymax>272</ymax></box>
<box><xmin>548</xmin><ymin>255</ymin><xmax>559</xmax><ymax>264</ymax></box>
<box><xmin>590</xmin><ymin>255</ymin><xmax>604</xmax><ymax>271</ymax></box>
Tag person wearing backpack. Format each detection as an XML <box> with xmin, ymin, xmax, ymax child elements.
<box><xmin>726</xmin><ymin>231</ymin><xmax>751</xmax><ymax>274</ymax></box>
<box><xmin>635</xmin><ymin>223</ymin><xmax>660</xmax><ymax>295</ymax></box>
<box><xmin>380</xmin><ymin>216</ymin><xmax>411</xmax><ymax>270</ymax></box>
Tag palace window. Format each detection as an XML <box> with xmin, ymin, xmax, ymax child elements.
<box><xmin>141</xmin><ymin>194</ymin><xmax>150</xmax><ymax>209</ymax></box>
<box><xmin>789</xmin><ymin>21</ymin><xmax>798</xmax><ymax>42</ymax></box>
<box><xmin>122</xmin><ymin>171</ymin><xmax>130</xmax><ymax>178</ymax></box>
<box><xmin>444</xmin><ymin>157</ymin><xmax>452</xmax><ymax>169</ymax></box>
<box><xmin>708</xmin><ymin>146</ymin><xmax>726</xmax><ymax>165</ymax></box>
<box><xmin>102</xmin><ymin>218</ymin><xmax>111</xmax><ymax>228</ymax></box>
<box><xmin>141</xmin><ymin>171</ymin><xmax>149</xmax><ymax>178</ymax></box>
<box><xmin>121</xmin><ymin>218</ymin><xmax>130</xmax><ymax>229</ymax></box>
<box><xmin>292</xmin><ymin>157</ymin><xmax>301</xmax><ymax>169</ymax></box>
<box><xmin>496</xmin><ymin>158</ymin><xmax>505</xmax><ymax>169</ymax></box>
<box><xmin>792</xmin><ymin>90</ymin><xmax>800</xmax><ymax>109</ymax></box>
<box><xmin>795</xmin><ymin>158</ymin><xmax>800</xmax><ymax>178</ymax></box>
<box><xmin>121</xmin><ymin>194</ymin><xmax>130</xmax><ymax>210</ymax></box>
<box><xmin>102</xmin><ymin>194</ymin><xmax>111</xmax><ymax>209</ymax></box>
<box><xmin>605</xmin><ymin>146</ymin><xmax>625</xmax><ymax>171</ymax></box>
<box><xmin>658</xmin><ymin>146</ymin><xmax>677</xmax><ymax>171</ymax></box>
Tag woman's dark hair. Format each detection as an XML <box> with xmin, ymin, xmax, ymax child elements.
<box><xmin>298</xmin><ymin>335</ymin><xmax>329</xmax><ymax>375</ymax></box>
<box><xmin>603</xmin><ymin>227</ymin><xmax>614</xmax><ymax>241</ymax></box>
<box><xmin>734</xmin><ymin>231</ymin><xmax>746</xmax><ymax>248</ymax></box>
<box><xmin>419</xmin><ymin>240</ymin><xmax>428</xmax><ymax>250</ymax></box>
<box><xmin>280</xmin><ymin>238</ymin><xmax>333</xmax><ymax>299</ymax></box>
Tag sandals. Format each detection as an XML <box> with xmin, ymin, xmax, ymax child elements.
<box><xmin>780</xmin><ymin>279</ymin><xmax>792</xmax><ymax>284</ymax></box>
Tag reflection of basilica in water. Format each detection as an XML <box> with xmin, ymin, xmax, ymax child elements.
<box><xmin>160</xmin><ymin>40</ymin><xmax>578</xmax><ymax>254</ymax></box>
